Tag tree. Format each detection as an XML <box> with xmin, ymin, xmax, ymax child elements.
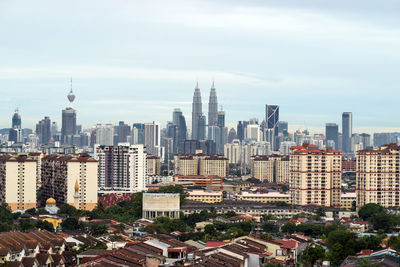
<box><xmin>246</xmin><ymin>177</ymin><xmax>261</xmax><ymax>184</ymax></box>
<box><xmin>204</xmin><ymin>224</ymin><xmax>217</xmax><ymax>236</ymax></box>
<box><xmin>58</xmin><ymin>203</ymin><xmax>78</xmax><ymax>216</ymax></box>
<box><xmin>0</xmin><ymin>203</ymin><xmax>13</xmax><ymax>232</ymax></box>
<box><xmin>36</xmin><ymin>220</ymin><xmax>54</xmax><ymax>231</ymax></box>
<box><xmin>316</xmin><ymin>207</ymin><xmax>326</xmax><ymax>217</ymax></box>
<box><xmin>61</xmin><ymin>217</ymin><xmax>81</xmax><ymax>230</ymax></box>
<box><xmin>327</xmin><ymin>243</ymin><xmax>345</xmax><ymax>266</ymax></box>
<box><xmin>89</xmin><ymin>224</ymin><xmax>108</xmax><ymax>236</ymax></box>
<box><xmin>281</xmin><ymin>222</ymin><xmax>296</xmax><ymax>234</ymax></box>
<box><xmin>370</xmin><ymin>211</ymin><xmax>395</xmax><ymax>232</ymax></box>
<box><xmin>356</xmin><ymin>258</ymin><xmax>376</xmax><ymax>267</ymax></box>
<box><xmin>19</xmin><ymin>218</ymin><xmax>35</xmax><ymax>231</ymax></box>
<box><xmin>262</xmin><ymin>222</ymin><xmax>279</xmax><ymax>233</ymax></box>
<box><xmin>358</xmin><ymin>203</ymin><xmax>384</xmax><ymax>220</ymax></box>
<box><xmin>301</xmin><ymin>246</ymin><xmax>326</xmax><ymax>267</ymax></box>
<box><xmin>25</xmin><ymin>208</ymin><xmax>37</xmax><ymax>216</ymax></box>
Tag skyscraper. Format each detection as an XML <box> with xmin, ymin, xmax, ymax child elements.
<box><xmin>117</xmin><ymin>121</ymin><xmax>131</xmax><ymax>143</ymax></box>
<box><xmin>61</xmin><ymin>81</ymin><xmax>77</xmax><ymax>144</ymax></box>
<box><xmin>95</xmin><ymin>124</ymin><xmax>114</xmax><ymax>145</ymax></box>
<box><xmin>325</xmin><ymin>123</ymin><xmax>339</xmax><ymax>149</ymax></box>
<box><xmin>132</xmin><ymin>123</ymin><xmax>145</xmax><ymax>144</ymax></box>
<box><xmin>170</xmin><ymin>109</ymin><xmax>187</xmax><ymax>153</ymax></box>
<box><xmin>266</xmin><ymin>105</ymin><xmax>279</xmax><ymax>150</ymax></box>
<box><xmin>144</xmin><ymin>121</ymin><xmax>162</xmax><ymax>157</ymax></box>
<box><xmin>208</xmin><ymin>82</ymin><xmax>218</xmax><ymax>127</ymax></box>
<box><xmin>9</xmin><ymin>108</ymin><xmax>22</xmax><ymax>143</ymax></box>
<box><xmin>36</xmin><ymin>116</ymin><xmax>51</xmax><ymax>145</ymax></box>
<box><xmin>342</xmin><ymin>112</ymin><xmax>352</xmax><ymax>153</ymax></box>
<box><xmin>192</xmin><ymin>82</ymin><xmax>205</xmax><ymax>140</ymax></box>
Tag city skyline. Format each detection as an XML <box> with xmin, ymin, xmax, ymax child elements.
<box><xmin>1</xmin><ymin>0</ymin><xmax>400</xmax><ymax>133</ymax></box>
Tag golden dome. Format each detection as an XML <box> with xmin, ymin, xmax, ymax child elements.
<box><xmin>75</xmin><ymin>179</ymin><xmax>79</xmax><ymax>193</ymax></box>
<box><xmin>46</xmin><ymin>198</ymin><xmax>56</xmax><ymax>205</ymax></box>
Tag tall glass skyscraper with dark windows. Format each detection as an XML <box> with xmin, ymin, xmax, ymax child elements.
<box><xmin>266</xmin><ymin>105</ymin><xmax>279</xmax><ymax>149</ymax></box>
<box><xmin>325</xmin><ymin>123</ymin><xmax>339</xmax><ymax>149</ymax></box>
<box><xmin>342</xmin><ymin>112</ymin><xmax>352</xmax><ymax>153</ymax></box>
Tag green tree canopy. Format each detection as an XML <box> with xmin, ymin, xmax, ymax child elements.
<box><xmin>358</xmin><ymin>203</ymin><xmax>384</xmax><ymax>220</ymax></box>
<box><xmin>301</xmin><ymin>246</ymin><xmax>326</xmax><ymax>267</ymax></box>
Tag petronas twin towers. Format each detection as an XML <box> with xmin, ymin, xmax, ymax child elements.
<box><xmin>192</xmin><ymin>82</ymin><xmax>218</xmax><ymax>140</ymax></box>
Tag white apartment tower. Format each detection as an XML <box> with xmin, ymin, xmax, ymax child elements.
<box><xmin>96</xmin><ymin>144</ymin><xmax>147</xmax><ymax>193</ymax></box>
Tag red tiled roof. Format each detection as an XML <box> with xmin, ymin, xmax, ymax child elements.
<box><xmin>206</xmin><ymin>241</ymin><xmax>228</xmax><ymax>248</ymax></box>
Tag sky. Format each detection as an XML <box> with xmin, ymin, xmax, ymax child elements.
<box><xmin>0</xmin><ymin>0</ymin><xmax>400</xmax><ymax>134</ymax></box>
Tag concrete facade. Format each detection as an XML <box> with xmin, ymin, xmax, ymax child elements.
<box><xmin>142</xmin><ymin>193</ymin><xmax>180</xmax><ymax>220</ymax></box>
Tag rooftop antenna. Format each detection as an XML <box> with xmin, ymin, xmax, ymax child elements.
<box><xmin>67</xmin><ymin>77</ymin><xmax>76</xmax><ymax>107</ymax></box>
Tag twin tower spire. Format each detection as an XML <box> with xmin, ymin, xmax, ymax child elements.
<box><xmin>192</xmin><ymin>82</ymin><xmax>218</xmax><ymax>140</ymax></box>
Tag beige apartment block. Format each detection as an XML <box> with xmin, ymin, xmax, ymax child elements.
<box><xmin>174</xmin><ymin>154</ymin><xmax>228</xmax><ymax>178</ymax></box>
<box><xmin>290</xmin><ymin>144</ymin><xmax>342</xmax><ymax>207</ymax></box>
<box><xmin>41</xmin><ymin>154</ymin><xmax>98</xmax><ymax>211</ymax></box>
<box><xmin>0</xmin><ymin>154</ymin><xmax>37</xmax><ymax>211</ymax></box>
<box><xmin>250</xmin><ymin>155</ymin><xmax>289</xmax><ymax>183</ymax></box>
<box><xmin>174</xmin><ymin>155</ymin><xmax>198</xmax><ymax>175</ymax></box>
<box><xmin>357</xmin><ymin>144</ymin><xmax>400</xmax><ymax>208</ymax></box>
<box><xmin>147</xmin><ymin>155</ymin><xmax>161</xmax><ymax>176</ymax></box>
<box><xmin>199</xmin><ymin>155</ymin><xmax>228</xmax><ymax>177</ymax></box>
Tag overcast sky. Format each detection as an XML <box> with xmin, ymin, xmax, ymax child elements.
<box><xmin>0</xmin><ymin>0</ymin><xmax>400</xmax><ymax>134</ymax></box>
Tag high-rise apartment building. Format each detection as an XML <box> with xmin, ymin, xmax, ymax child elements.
<box><xmin>356</xmin><ymin>144</ymin><xmax>400</xmax><ymax>208</ymax></box>
<box><xmin>96</xmin><ymin>144</ymin><xmax>147</xmax><ymax>193</ymax></box>
<box><xmin>290</xmin><ymin>144</ymin><xmax>342</xmax><ymax>207</ymax></box>
<box><xmin>36</xmin><ymin>116</ymin><xmax>51</xmax><ymax>145</ymax></box>
<box><xmin>0</xmin><ymin>155</ymin><xmax>37</xmax><ymax>211</ymax></box>
<box><xmin>95</xmin><ymin>124</ymin><xmax>114</xmax><ymax>145</ymax></box>
<box><xmin>325</xmin><ymin>123</ymin><xmax>339</xmax><ymax>150</ymax></box>
<box><xmin>146</xmin><ymin>155</ymin><xmax>161</xmax><ymax>176</ymax></box>
<box><xmin>208</xmin><ymin>82</ymin><xmax>218</xmax><ymax>127</ymax></box>
<box><xmin>251</xmin><ymin>155</ymin><xmax>289</xmax><ymax>183</ymax></box>
<box><xmin>174</xmin><ymin>154</ymin><xmax>228</xmax><ymax>177</ymax></box>
<box><xmin>41</xmin><ymin>154</ymin><xmax>98</xmax><ymax>210</ymax></box>
<box><xmin>200</xmin><ymin>155</ymin><xmax>228</xmax><ymax>178</ymax></box>
<box><xmin>192</xmin><ymin>82</ymin><xmax>205</xmax><ymax>140</ymax></box>
<box><xmin>342</xmin><ymin>112</ymin><xmax>352</xmax><ymax>153</ymax></box>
